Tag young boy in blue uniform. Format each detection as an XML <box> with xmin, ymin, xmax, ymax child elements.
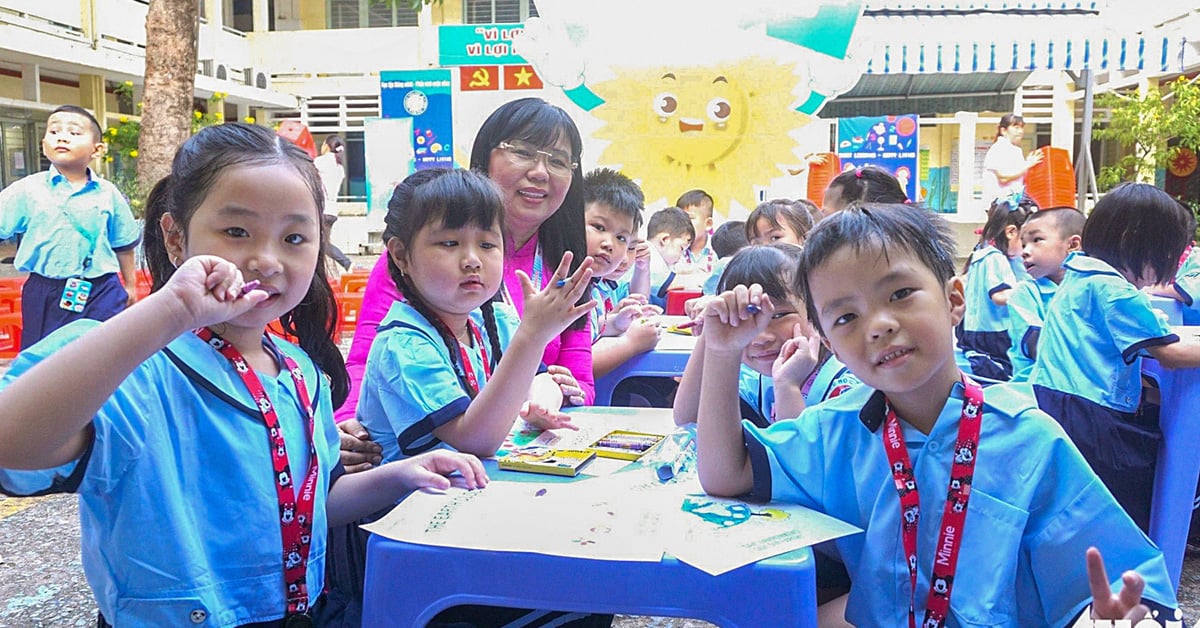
<box><xmin>1006</xmin><ymin>207</ymin><xmax>1084</xmax><ymax>382</ymax></box>
<box><xmin>646</xmin><ymin>206</ymin><xmax>698</xmax><ymax>307</ymax></box>
<box><xmin>695</xmin><ymin>203</ymin><xmax>1177</xmax><ymax>626</ymax></box>
<box><xmin>1032</xmin><ymin>183</ymin><xmax>1200</xmax><ymax>532</ymax></box>
<box><xmin>0</xmin><ymin>106</ymin><xmax>141</xmax><ymax>348</ymax></box>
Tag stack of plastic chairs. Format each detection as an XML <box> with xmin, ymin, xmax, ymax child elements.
<box><xmin>0</xmin><ymin>277</ymin><xmax>24</xmax><ymax>359</ymax></box>
<box><xmin>336</xmin><ymin>270</ymin><xmax>371</xmax><ymax>342</ymax></box>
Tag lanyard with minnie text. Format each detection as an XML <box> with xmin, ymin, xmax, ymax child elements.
<box><xmin>882</xmin><ymin>374</ymin><xmax>983</xmax><ymax>628</ymax></box>
<box><xmin>455</xmin><ymin>320</ymin><xmax>492</xmax><ymax>396</ymax></box>
<box><xmin>194</xmin><ymin>327</ymin><xmax>319</xmax><ymax>618</ymax></box>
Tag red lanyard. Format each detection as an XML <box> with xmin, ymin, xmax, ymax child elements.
<box><xmin>195</xmin><ymin>327</ymin><xmax>319</xmax><ymax>618</ymax></box>
<box><xmin>881</xmin><ymin>374</ymin><xmax>983</xmax><ymax>628</ymax></box>
<box><xmin>455</xmin><ymin>320</ymin><xmax>491</xmax><ymax>396</ymax></box>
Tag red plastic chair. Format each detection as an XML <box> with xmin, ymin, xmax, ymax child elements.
<box><xmin>0</xmin><ymin>311</ymin><xmax>22</xmax><ymax>359</ymax></box>
<box><xmin>340</xmin><ymin>272</ymin><xmax>371</xmax><ymax>294</ymax></box>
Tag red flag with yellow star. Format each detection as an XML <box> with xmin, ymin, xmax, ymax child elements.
<box><xmin>503</xmin><ymin>64</ymin><xmax>543</xmax><ymax>90</ymax></box>
<box><xmin>460</xmin><ymin>66</ymin><xmax>500</xmax><ymax>91</ymax></box>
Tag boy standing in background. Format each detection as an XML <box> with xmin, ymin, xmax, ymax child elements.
<box><xmin>0</xmin><ymin>105</ymin><xmax>140</xmax><ymax>348</ymax></box>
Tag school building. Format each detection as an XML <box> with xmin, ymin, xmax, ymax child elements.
<box><xmin>1</xmin><ymin>1</ymin><xmax>1198</xmax><ymax>251</ymax></box>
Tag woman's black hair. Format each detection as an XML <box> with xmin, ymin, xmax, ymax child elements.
<box><xmin>383</xmin><ymin>168</ymin><xmax>508</xmax><ymax>397</ymax></box>
<box><xmin>1083</xmin><ymin>182</ymin><xmax>1196</xmax><ymax>285</ymax></box>
<box><xmin>996</xmin><ymin>113</ymin><xmax>1024</xmax><ymax>139</ymax></box>
<box><xmin>797</xmin><ymin>203</ymin><xmax>957</xmax><ymax>336</ymax></box>
<box><xmin>717</xmin><ymin>243</ymin><xmax>804</xmax><ymax>303</ymax></box>
<box><xmin>825</xmin><ymin>166</ymin><xmax>909</xmax><ymax>213</ymax></box>
<box><xmin>142</xmin><ymin>123</ymin><xmax>348</xmax><ymax>407</ymax></box>
<box><xmin>468</xmin><ymin>97</ymin><xmax>589</xmax><ymax>329</ymax></box>
<box><xmin>323</xmin><ymin>135</ymin><xmax>346</xmax><ymax>167</ymax></box>
<box><xmin>745</xmin><ymin>199</ymin><xmax>816</xmax><ymax>244</ymax></box>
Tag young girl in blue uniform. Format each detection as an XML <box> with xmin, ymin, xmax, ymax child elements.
<box><xmin>958</xmin><ymin>199</ymin><xmax>1033</xmax><ymax>380</ymax></box>
<box><xmin>336</xmin><ymin>168</ymin><xmax>604</xmax><ymax>628</ymax></box>
<box><xmin>1032</xmin><ymin>183</ymin><xmax>1200</xmax><ymax>532</ymax></box>
<box><xmin>0</xmin><ymin>123</ymin><xmax>487</xmax><ymax>627</ymax></box>
<box><xmin>1154</xmin><ymin>242</ymin><xmax>1200</xmax><ymax>325</ymax></box>
<box><xmin>357</xmin><ymin>168</ymin><xmax>592</xmax><ymax>462</ymax></box>
<box><xmin>674</xmin><ymin>244</ymin><xmax>858</xmax><ymax>429</ymax></box>
<box><xmin>695</xmin><ymin>202</ymin><xmax>1177</xmax><ymax>627</ymax></box>
<box><xmin>1006</xmin><ymin>207</ymin><xmax>1084</xmax><ymax>382</ymax></box>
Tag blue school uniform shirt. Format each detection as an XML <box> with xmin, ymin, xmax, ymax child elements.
<box><xmin>737</xmin><ymin>366</ymin><xmax>775</xmax><ymax>426</ymax></box>
<box><xmin>0</xmin><ymin>166</ymin><xmax>141</xmax><ymax>278</ymax></box>
<box><xmin>702</xmin><ymin>257</ymin><xmax>731</xmax><ymax>295</ymax></box>
<box><xmin>1032</xmin><ymin>252</ymin><xmax>1177</xmax><ymax>412</ymax></box>
<box><xmin>742</xmin><ymin>381</ymin><xmax>1176</xmax><ymax>627</ymax></box>
<box><xmin>963</xmin><ymin>245</ymin><xmax>1015</xmax><ymax>334</ymax></box>
<box><xmin>1172</xmin><ymin>246</ymin><xmax>1200</xmax><ymax>325</ymax></box>
<box><xmin>1006</xmin><ymin>277</ymin><xmax>1057</xmax><ymax>383</ymax></box>
<box><xmin>358</xmin><ymin>300</ymin><xmax>520</xmax><ymax>463</ymax></box>
<box><xmin>590</xmin><ymin>279</ymin><xmax>628</xmax><ymax>342</ymax></box>
<box><xmin>0</xmin><ymin>320</ymin><xmax>341</xmax><ymax>627</ymax></box>
<box><xmin>738</xmin><ymin>357</ymin><xmax>859</xmax><ymax>424</ymax></box>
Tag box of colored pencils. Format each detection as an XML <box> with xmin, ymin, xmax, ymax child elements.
<box><xmin>589</xmin><ymin>430</ymin><xmax>666</xmax><ymax>461</ymax></box>
<box><xmin>498</xmin><ymin>448</ymin><xmax>597</xmax><ymax>477</ymax></box>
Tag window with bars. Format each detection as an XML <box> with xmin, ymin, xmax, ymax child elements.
<box><xmin>463</xmin><ymin>0</ymin><xmax>538</xmax><ymax>24</ymax></box>
<box><xmin>329</xmin><ymin>0</ymin><xmax>419</xmax><ymax>28</ymax></box>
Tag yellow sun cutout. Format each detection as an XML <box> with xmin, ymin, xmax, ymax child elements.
<box><xmin>591</xmin><ymin>57</ymin><xmax>810</xmax><ymax>212</ymax></box>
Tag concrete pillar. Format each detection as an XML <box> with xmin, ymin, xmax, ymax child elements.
<box><xmin>78</xmin><ymin>74</ymin><xmax>108</xmax><ymax>173</ymax></box>
<box><xmin>955</xmin><ymin>111</ymin><xmax>981</xmax><ymax>221</ymax></box>
<box><xmin>236</xmin><ymin>102</ymin><xmax>251</xmax><ymax>124</ymax></box>
<box><xmin>252</xmin><ymin>0</ymin><xmax>269</xmax><ymax>32</ymax></box>
<box><xmin>1051</xmin><ymin>71</ymin><xmax>1074</xmax><ymax>156</ymax></box>
<box><xmin>20</xmin><ymin>64</ymin><xmax>40</xmax><ymax>103</ymax></box>
<box><xmin>1136</xmin><ymin>76</ymin><xmax>1160</xmax><ymax>183</ymax></box>
<box><xmin>78</xmin><ymin>74</ymin><xmax>108</xmax><ymax>128</ymax></box>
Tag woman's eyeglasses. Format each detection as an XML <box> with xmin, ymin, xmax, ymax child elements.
<box><xmin>497</xmin><ymin>140</ymin><xmax>577</xmax><ymax>178</ymax></box>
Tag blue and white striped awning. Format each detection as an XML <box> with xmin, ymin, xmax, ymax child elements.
<box><xmin>860</xmin><ymin>35</ymin><xmax>1188</xmax><ymax>74</ymax></box>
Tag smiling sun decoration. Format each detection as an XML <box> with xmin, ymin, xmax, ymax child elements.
<box><xmin>591</xmin><ymin>57</ymin><xmax>808</xmax><ymax>210</ymax></box>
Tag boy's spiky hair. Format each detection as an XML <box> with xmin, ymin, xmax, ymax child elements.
<box><xmin>797</xmin><ymin>203</ymin><xmax>956</xmax><ymax>335</ymax></box>
<box><xmin>583</xmin><ymin>168</ymin><xmax>645</xmax><ymax>231</ymax></box>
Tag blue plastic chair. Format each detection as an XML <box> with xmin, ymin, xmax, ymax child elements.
<box><xmin>594</xmin><ymin>346</ymin><xmax>691</xmax><ymax>406</ymax></box>
<box><xmin>361</xmin><ymin>537</ymin><xmax>816</xmax><ymax>627</ymax></box>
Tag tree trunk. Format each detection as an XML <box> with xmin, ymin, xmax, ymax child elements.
<box><xmin>137</xmin><ymin>0</ymin><xmax>199</xmax><ymax>193</ymax></box>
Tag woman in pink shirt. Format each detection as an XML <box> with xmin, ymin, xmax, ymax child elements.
<box><xmin>336</xmin><ymin>98</ymin><xmax>593</xmax><ymax>470</ymax></box>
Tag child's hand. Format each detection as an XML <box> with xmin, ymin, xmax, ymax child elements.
<box><xmin>624</xmin><ymin>316</ymin><xmax>662</xmax><ymax>353</ymax></box>
<box><xmin>772</xmin><ymin>323</ymin><xmax>822</xmax><ymax>387</ymax></box>
<box><xmin>701</xmin><ymin>284</ymin><xmax>771</xmax><ymax>352</ymax></box>
<box><xmin>517</xmin><ymin>251</ymin><xmax>597</xmax><ymax>344</ymax></box>
<box><xmin>546</xmin><ymin>365</ymin><xmax>585</xmax><ymax>406</ymax></box>
<box><xmin>396</xmin><ymin>450</ymin><xmax>489</xmax><ymax>491</ymax></box>
<box><xmin>1085</xmin><ymin>547</ymin><xmax>1150</xmax><ymax>622</ymax></box>
<box><xmin>633</xmin><ymin>240</ymin><xmax>651</xmax><ymax>269</ymax></box>
<box><xmin>1027</xmin><ymin>148</ymin><xmax>1045</xmax><ymax>168</ymax></box>
<box><xmin>337</xmin><ymin>419</ymin><xmax>383</xmax><ymax>474</ymax></box>
<box><xmin>616</xmin><ymin>294</ymin><xmax>648</xmax><ymax>309</ymax></box>
<box><xmin>609</xmin><ymin>303</ymin><xmax>645</xmax><ymax>333</ymax></box>
<box><xmin>519</xmin><ymin>401</ymin><xmax>579</xmax><ymax>431</ymax></box>
<box><xmin>161</xmin><ymin>255</ymin><xmax>269</xmax><ymax>331</ymax></box>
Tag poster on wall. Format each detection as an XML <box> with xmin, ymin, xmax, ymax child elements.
<box><xmin>509</xmin><ymin>1</ymin><xmax>868</xmax><ymax>215</ymax></box>
<box><xmin>364</xmin><ymin>117</ymin><xmax>414</xmax><ymax>214</ymax></box>
<box><xmin>836</xmin><ymin>115</ymin><xmax>919</xmax><ymax>202</ymax></box>
<box><xmin>380</xmin><ymin>69</ymin><xmax>454</xmax><ymax>170</ymax></box>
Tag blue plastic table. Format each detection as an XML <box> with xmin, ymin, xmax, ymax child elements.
<box><xmin>361</xmin><ymin>537</ymin><xmax>816</xmax><ymax>627</ymax></box>
<box><xmin>594</xmin><ymin>329</ymin><xmax>696</xmax><ymax>406</ymax></box>
<box><xmin>1143</xmin><ymin>344</ymin><xmax>1200</xmax><ymax>590</ymax></box>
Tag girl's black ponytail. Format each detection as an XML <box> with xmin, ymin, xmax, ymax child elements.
<box><xmin>278</xmin><ymin>260</ymin><xmax>349</xmax><ymax>409</ymax></box>
<box><xmin>143</xmin><ymin>176</ymin><xmax>176</xmax><ymax>292</ymax></box>
<box><xmin>480</xmin><ymin>300</ymin><xmax>504</xmax><ymax>370</ymax></box>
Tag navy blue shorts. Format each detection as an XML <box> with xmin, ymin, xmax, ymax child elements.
<box><xmin>21</xmin><ymin>273</ymin><xmax>128</xmax><ymax>350</ymax></box>
<box><xmin>1034</xmin><ymin>385</ymin><xmax>1159</xmax><ymax>532</ymax></box>
<box><xmin>958</xmin><ymin>329</ymin><xmax>1012</xmax><ymax>381</ymax></box>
